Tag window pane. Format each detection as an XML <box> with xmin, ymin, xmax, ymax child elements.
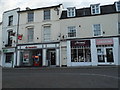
<box><xmin>27</xmin><ymin>28</ymin><xmax>34</xmax><ymax>42</ymax></box>
<box><xmin>5</xmin><ymin>53</ymin><xmax>13</xmax><ymax>63</ymax></box>
<box><xmin>71</xmin><ymin>49</ymin><xmax>77</xmax><ymax>62</ymax></box>
<box><xmin>93</xmin><ymin>24</ymin><xmax>101</xmax><ymax>36</ymax></box>
<box><xmin>28</xmin><ymin>12</ymin><xmax>34</xmax><ymax>22</ymax></box>
<box><xmin>8</xmin><ymin>16</ymin><xmax>13</xmax><ymax>26</ymax></box>
<box><xmin>43</xmin><ymin>26</ymin><xmax>51</xmax><ymax>41</ymax></box>
<box><xmin>91</xmin><ymin>4</ymin><xmax>100</xmax><ymax>14</ymax></box>
<box><xmin>117</xmin><ymin>2</ymin><xmax>120</xmax><ymax>11</ymax></box>
<box><xmin>67</xmin><ymin>8</ymin><xmax>75</xmax><ymax>17</ymax></box>
<box><xmin>68</xmin><ymin>26</ymin><xmax>76</xmax><ymax>37</ymax></box>
<box><xmin>44</xmin><ymin>10</ymin><xmax>50</xmax><ymax>20</ymax></box>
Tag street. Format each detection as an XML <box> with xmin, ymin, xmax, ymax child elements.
<box><xmin>2</xmin><ymin>66</ymin><xmax>120</xmax><ymax>89</ymax></box>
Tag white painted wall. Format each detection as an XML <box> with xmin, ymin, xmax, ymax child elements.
<box><xmin>91</xmin><ymin>39</ymin><xmax>98</xmax><ymax>66</ymax></box>
<box><xmin>2</xmin><ymin>8</ymin><xmax>20</xmax><ymax>47</ymax></box>
<box><xmin>113</xmin><ymin>38</ymin><xmax>120</xmax><ymax>65</ymax></box>
<box><xmin>18</xmin><ymin>5</ymin><xmax>62</xmax><ymax>44</ymax></box>
<box><xmin>2</xmin><ymin>8</ymin><xmax>20</xmax><ymax>67</ymax></box>
<box><xmin>60</xmin><ymin>14</ymin><xmax>118</xmax><ymax>39</ymax></box>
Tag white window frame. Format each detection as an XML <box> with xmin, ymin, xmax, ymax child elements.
<box><xmin>91</xmin><ymin>4</ymin><xmax>100</xmax><ymax>15</ymax></box>
<box><xmin>27</xmin><ymin>12</ymin><xmax>34</xmax><ymax>22</ymax></box>
<box><xmin>93</xmin><ymin>24</ymin><xmax>102</xmax><ymax>36</ymax></box>
<box><xmin>67</xmin><ymin>26</ymin><xmax>76</xmax><ymax>38</ymax></box>
<box><xmin>27</xmin><ymin>27</ymin><xmax>34</xmax><ymax>42</ymax></box>
<box><xmin>43</xmin><ymin>26</ymin><xmax>51</xmax><ymax>42</ymax></box>
<box><xmin>44</xmin><ymin>9</ymin><xmax>51</xmax><ymax>20</ymax></box>
<box><xmin>115</xmin><ymin>2</ymin><xmax>120</xmax><ymax>12</ymax></box>
<box><xmin>67</xmin><ymin>7</ymin><xmax>76</xmax><ymax>17</ymax></box>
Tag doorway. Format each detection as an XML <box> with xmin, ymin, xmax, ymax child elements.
<box><xmin>97</xmin><ymin>47</ymin><xmax>114</xmax><ymax>64</ymax></box>
<box><xmin>47</xmin><ymin>49</ymin><xmax>56</xmax><ymax>66</ymax></box>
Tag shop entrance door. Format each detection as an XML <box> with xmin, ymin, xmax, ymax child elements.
<box><xmin>97</xmin><ymin>47</ymin><xmax>114</xmax><ymax>65</ymax></box>
<box><xmin>47</xmin><ymin>50</ymin><xmax>56</xmax><ymax>66</ymax></box>
<box><xmin>49</xmin><ymin>51</ymin><xmax>56</xmax><ymax>66</ymax></box>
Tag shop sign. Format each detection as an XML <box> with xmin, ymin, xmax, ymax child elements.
<box><xmin>25</xmin><ymin>46</ymin><xmax>37</xmax><ymax>49</ymax></box>
<box><xmin>3</xmin><ymin>48</ymin><xmax>15</xmax><ymax>53</ymax></box>
<box><xmin>96</xmin><ymin>39</ymin><xmax>113</xmax><ymax>45</ymax></box>
<box><xmin>18</xmin><ymin>34</ymin><xmax>23</xmax><ymax>40</ymax></box>
<box><xmin>71</xmin><ymin>40</ymin><xmax>90</xmax><ymax>47</ymax></box>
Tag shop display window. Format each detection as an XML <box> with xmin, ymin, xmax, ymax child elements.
<box><xmin>71</xmin><ymin>48</ymin><xmax>91</xmax><ymax>62</ymax></box>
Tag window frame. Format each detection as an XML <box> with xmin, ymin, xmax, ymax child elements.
<box><xmin>67</xmin><ymin>26</ymin><xmax>76</xmax><ymax>38</ymax></box>
<box><xmin>27</xmin><ymin>27</ymin><xmax>34</xmax><ymax>42</ymax></box>
<box><xmin>27</xmin><ymin>12</ymin><xmax>34</xmax><ymax>22</ymax></box>
<box><xmin>93</xmin><ymin>24</ymin><xmax>102</xmax><ymax>36</ymax></box>
<box><xmin>116</xmin><ymin>2</ymin><xmax>120</xmax><ymax>12</ymax></box>
<box><xmin>43</xmin><ymin>26</ymin><xmax>51</xmax><ymax>42</ymax></box>
<box><xmin>8</xmin><ymin>15</ymin><xmax>13</xmax><ymax>26</ymax></box>
<box><xmin>67</xmin><ymin>7</ymin><xmax>76</xmax><ymax>17</ymax></box>
<box><xmin>43</xmin><ymin>9</ymin><xmax>51</xmax><ymax>21</ymax></box>
<box><xmin>91</xmin><ymin>4</ymin><xmax>100</xmax><ymax>15</ymax></box>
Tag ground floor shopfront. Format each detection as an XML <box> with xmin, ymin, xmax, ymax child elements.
<box><xmin>66</xmin><ymin>37</ymin><xmax>120</xmax><ymax>66</ymax></box>
<box><xmin>1</xmin><ymin>48</ymin><xmax>16</xmax><ymax>67</ymax></box>
<box><xmin>16</xmin><ymin>43</ymin><xmax>60</xmax><ymax>67</ymax></box>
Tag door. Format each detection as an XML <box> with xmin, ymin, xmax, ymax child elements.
<box><xmin>97</xmin><ymin>47</ymin><xmax>114</xmax><ymax>64</ymax></box>
<box><xmin>50</xmin><ymin>51</ymin><xmax>56</xmax><ymax>66</ymax></box>
<box><xmin>106</xmin><ymin>48</ymin><xmax>114</xmax><ymax>62</ymax></box>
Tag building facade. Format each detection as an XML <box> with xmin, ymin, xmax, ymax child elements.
<box><xmin>1</xmin><ymin>8</ymin><xmax>20</xmax><ymax>67</ymax></box>
<box><xmin>60</xmin><ymin>2</ymin><xmax>120</xmax><ymax>66</ymax></box>
<box><xmin>1</xmin><ymin>2</ymin><xmax>120</xmax><ymax>68</ymax></box>
<box><xmin>16</xmin><ymin>4</ymin><xmax>63</xmax><ymax>67</ymax></box>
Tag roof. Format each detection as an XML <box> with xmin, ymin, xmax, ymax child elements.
<box><xmin>18</xmin><ymin>4</ymin><xmax>62</xmax><ymax>13</ymax></box>
<box><xmin>60</xmin><ymin>4</ymin><xmax>118</xmax><ymax>19</ymax></box>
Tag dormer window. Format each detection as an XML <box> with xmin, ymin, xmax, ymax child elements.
<box><xmin>91</xmin><ymin>4</ymin><xmax>100</xmax><ymax>15</ymax></box>
<box><xmin>115</xmin><ymin>1</ymin><xmax>120</xmax><ymax>12</ymax></box>
<box><xmin>67</xmin><ymin>7</ymin><xmax>76</xmax><ymax>17</ymax></box>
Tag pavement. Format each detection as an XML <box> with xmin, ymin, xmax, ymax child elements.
<box><xmin>1</xmin><ymin>66</ymin><xmax>120</xmax><ymax>89</ymax></box>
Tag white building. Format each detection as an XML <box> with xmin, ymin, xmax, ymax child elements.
<box><xmin>1</xmin><ymin>2</ymin><xmax>120</xmax><ymax>68</ymax></box>
<box><xmin>1</xmin><ymin>8</ymin><xmax>20</xmax><ymax>67</ymax></box>
<box><xmin>16</xmin><ymin>4</ymin><xmax>63</xmax><ymax>67</ymax></box>
<box><xmin>60</xmin><ymin>2</ymin><xmax>120</xmax><ymax>66</ymax></box>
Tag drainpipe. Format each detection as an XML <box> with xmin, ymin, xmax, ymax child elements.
<box><xmin>15</xmin><ymin>8</ymin><xmax>20</xmax><ymax>67</ymax></box>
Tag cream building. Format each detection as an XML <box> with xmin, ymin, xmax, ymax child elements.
<box><xmin>1</xmin><ymin>8</ymin><xmax>20</xmax><ymax>67</ymax></box>
<box><xmin>60</xmin><ymin>2</ymin><xmax>120</xmax><ymax>66</ymax></box>
<box><xmin>16</xmin><ymin>4</ymin><xmax>63</xmax><ymax>67</ymax></box>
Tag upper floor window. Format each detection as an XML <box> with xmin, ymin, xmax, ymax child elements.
<box><xmin>68</xmin><ymin>26</ymin><xmax>76</xmax><ymax>37</ymax></box>
<box><xmin>115</xmin><ymin>2</ymin><xmax>120</xmax><ymax>12</ymax></box>
<box><xmin>43</xmin><ymin>26</ymin><xmax>51</xmax><ymax>42</ymax></box>
<box><xmin>27</xmin><ymin>28</ymin><xmax>34</xmax><ymax>42</ymax></box>
<box><xmin>28</xmin><ymin>12</ymin><xmax>34</xmax><ymax>22</ymax></box>
<box><xmin>44</xmin><ymin>9</ymin><xmax>50</xmax><ymax>20</ymax></box>
<box><xmin>118</xmin><ymin>22</ymin><xmax>120</xmax><ymax>34</ymax></box>
<box><xmin>8</xmin><ymin>30</ymin><xmax>13</xmax><ymax>46</ymax></box>
<box><xmin>8</xmin><ymin>16</ymin><xmax>13</xmax><ymax>26</ymax></box>
<box><xmin>67</xmin><ymin>7</ymin><xmax>76</xmax><ymax>17</ymax></box>
<box><xmin>91</xmin><ymin>4</ymin><xmax>100</xmax><ymax>15</ymax></box>
<box><xmin>93</xmin><ymin>24</ymin><xmax>101</xmax><ymax>36</ymax></box>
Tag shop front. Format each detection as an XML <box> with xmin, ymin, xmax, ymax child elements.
<box><xmin>95</xmin><ymin>38</ymin><xmax>116</xmax><ymax>65</ymax></box>
<box><xmin>67</xmin><ymin>40</ymin><xmax>92</xmax><ymax>66</ymax></box>
<box><xmin>2</xmin><ymin>48</ymin><xmax>16</xmax><ymax>67</ymax></box>
<box><xmin>17</xmin><ymin>43</ymin><xmax>60</xmax><ymax>67</ymax></box>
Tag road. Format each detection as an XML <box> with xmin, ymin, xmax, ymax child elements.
<box><xmin>2</xmin><ymin>66</ymin><xmax>120</xmax><ymax>89</ymax></box>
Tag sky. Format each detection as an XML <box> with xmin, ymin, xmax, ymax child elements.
<box><xmin>0</xmin><ymin>0</ymin><xmax>118</xmax><ymax>22</ymax></box>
